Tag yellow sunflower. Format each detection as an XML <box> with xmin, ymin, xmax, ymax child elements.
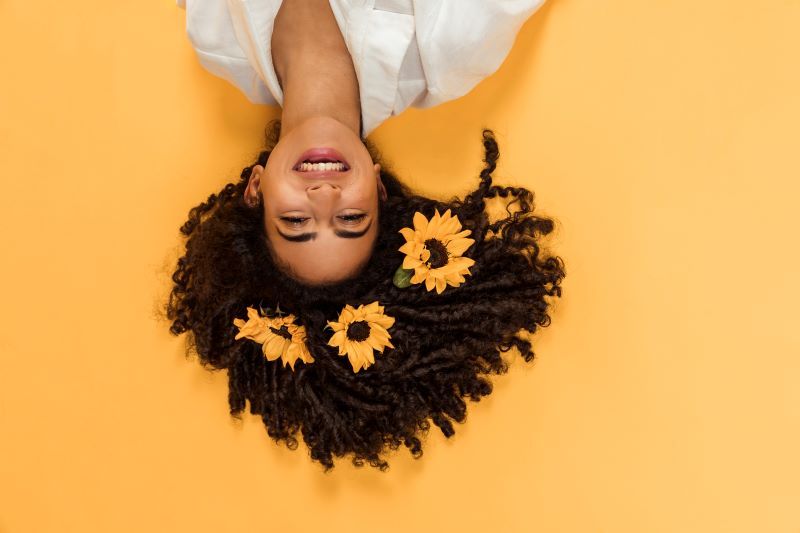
<box><xmin>397</xmin><ymin>208</ymin><xmax>476</xmax><ymax>294</ymax></box>
<box><xmin>326</xmin><ymin>301</ymin><xmax>395</xmax><ymax>373</ymax></box>
<box><xmin>233</xmin><ymin>307</ymin><xmax>314</xmax><ymax>370</ymax></box>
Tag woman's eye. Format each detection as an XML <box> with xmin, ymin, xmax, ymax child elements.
<box><xmin>280</xmin><ymin>216</ymin><xmax>309</xmax><ymax>226</ymax></box>
<box><xmin>280</xmin><ymin>214</ymin><xmax>365</xmax><ymax>226</ymax></box>
<box><xmin>338</xmin><ymin>213</ymin><xmax>367</xmax><ymax>223</ymax></box>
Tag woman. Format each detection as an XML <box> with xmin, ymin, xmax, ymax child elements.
<box><xmin>178</xmin><ymin>0</ymin><xmax>548</xmax><ymax>283</ymax></box>
<box><xmin>167</xmin><ymin>0</ymin><xmax>565</xmax><ymax>470</ymax></box>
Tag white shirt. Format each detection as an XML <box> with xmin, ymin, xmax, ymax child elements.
<box><xmin>178</xmin><ymin>0</ymin><xmax>546</xmax><ymax>136</ymax></box>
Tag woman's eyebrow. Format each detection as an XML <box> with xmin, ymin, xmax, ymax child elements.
<box><xmin>275</xmin><ymin>220</ymin><xmax>372</xmax><ymax>242</ymax></box>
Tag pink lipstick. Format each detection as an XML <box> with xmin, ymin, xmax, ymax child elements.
<box><xmin>293</xmin><ymin>148</ymin><xmax>350</xmax><ymax>172</ymax></box>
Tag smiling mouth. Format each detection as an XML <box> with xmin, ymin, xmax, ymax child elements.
<box><xmin>295</xmin><ymin>160</ymin><xmax>349</xmax><ymax>172</ymax></box>
<box><xmin>293</xmin><ymin>148</ymin><xmax>350</xmax><ymax>173</ymax></box>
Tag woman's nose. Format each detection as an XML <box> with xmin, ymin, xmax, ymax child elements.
<box><xmin>306</xmin><ymin>183</ymin><xmax>340</xmax><ymax>211</ymax></box>
<box><xmin>306</xmin><ymin>182</ymin><xmax>340</xmax><ymax>195</ymax></box>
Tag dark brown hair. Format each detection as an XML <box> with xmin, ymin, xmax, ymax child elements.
<box><xmin>165</xmin><ymin>124</ymin><xmax>566</xmax><ymax>471</ymax></box>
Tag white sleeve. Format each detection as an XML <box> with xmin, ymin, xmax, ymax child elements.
<box><xmin>413</xmin><ymin>0</ymin><xmax>546</xmax><ymax>108</ymax></box>
<box><xmin>178</xmin><ymin>0</ymin><xmax>278</xmax><ymax>106</ymax></box>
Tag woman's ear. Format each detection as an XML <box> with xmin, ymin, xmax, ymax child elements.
<box><xmin>375</xmin><ymin>163</ymin><xmax>387</xmax><ymax>201</ymax></box>
<box><xmin>245</xmin><ymin>165</ymin><xmax>265</xmax><ymax>207</ymax></box>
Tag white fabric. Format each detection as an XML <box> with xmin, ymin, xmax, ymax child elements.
<box><xmin>178</xmin><ymin>0</ymin><xmax>546</xmax><ymax>135</ymax></box>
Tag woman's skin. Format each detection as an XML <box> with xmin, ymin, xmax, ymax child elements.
<box><xmin>243</xmin><ymin>0</ymin><xmax>388</xmax><ymax>285</ymax></box>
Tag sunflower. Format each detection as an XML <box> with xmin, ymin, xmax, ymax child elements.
<box><xmin>326</xmin><ymin>301</ymin><xmax>395</xmax><ymax>373</ymax></box>
<box><xmin>397</xmin><ymin>208</ymin><xmax>476</xmax><ymax>294</ymax></box>
<box><xmin>233</xmin><ymin>307</ymin><xmax>315</xmax><ymax>370</ymax></box>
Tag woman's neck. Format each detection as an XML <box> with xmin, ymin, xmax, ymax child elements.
<box><xmin>271</xmin><ymin>0</ymin><xmax>362</xmax><ymax>137</ymax></box>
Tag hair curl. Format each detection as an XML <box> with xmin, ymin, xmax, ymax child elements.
<box><xmin>165</xmin><ymin>123</ymin><xmax>566</xmax><ymax>471</ymax></box>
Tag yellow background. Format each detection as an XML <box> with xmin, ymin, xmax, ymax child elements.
<box><xmin>1</xmin><ymin>1</ymin><xmax>798</xmax><ymax>531</ymax></box>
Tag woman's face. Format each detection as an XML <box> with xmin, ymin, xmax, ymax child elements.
<box><xmin>245</xmin><ymin>117</ymin><xmax>387</xmax><ymax>285</ymax></box>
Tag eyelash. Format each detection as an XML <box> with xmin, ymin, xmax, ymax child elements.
<box><xmin>280</xmin><ymin>214</ymin><xmax>366</xmax><ymax>226</ymax></box>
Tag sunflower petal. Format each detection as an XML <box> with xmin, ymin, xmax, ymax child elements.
<box><xmin>457</xmin><ymin>256</ymin><xmax>476</xmax><ymax>268</ymax></box>
<box><xmin>368</xmin><ymin>313</ymin><xmax>395</xmax><ymax>329</ymax></box>
<box><xmin>425</xmin><ymin>210</ymin><xmax>442</xmax><ymax>239</ymax></box>
<box><xmin>446</xmin><ymin>269</ymin><xmax>467</xmax><ymax>282</ymax></box>
<box><xmin>353</xmin><ymin>342</ymin><xmax>368</xmax><ymax>369</ymax></box>
<box><xmin>412</xmin><ymin>211</ymin><xmax>428</xmax><ymax>233</ymax></box>
<box><xmin>424</xmin><ymin>276</ymin><xmax>436</xmax><ymax>291</ymax></box>
<box><xmin>368</xmin><ymin>324</ymin><xmax>391</xmax><ymax>341</ymax></box>
<box><xmin>444</xmin><ymin>229</ymin><xmax>472</xmax><ymax>243</ymax></box>
<box><xmin>234</xmin><ymin>312</ymin><xmax>269</xmax><ymax>339</ymax></box>
<box><xmin>293</xmin><ymin>342</ymin><xmax>310</xmax><ymax>366</ymax></box>
<box><xmin>446</xmin><ymin>237</ymin><xmax>474</xmax><ymax>257</ymax></box>
<box><xmin>366</xmin><ymin>334</ymin><xmax>383</xmax><ymax>351</ymax></box>
<box><xmin>362</xmin><ymin>301</ymin><xmax>380</xmax><ymax>314</ymax></box>
<box><xmin>439</xmin><ymin>212</ymin><xmax>462</xmax><ymax>235</ymax></box>
<box><xmin>398</xmin><ymin>241</ymin><xmax>417</xmax><ymax>255</ymax></box>
<box><xmin>358</xmin><ymin>342</ymin><xmax>375</xmax><ymax>368</ymax></box>
<box><xmin>369</xmin><ymin>335</ymin><xmax>391</xmax><ymax>354</ymax></box>
<box><xmin>399</xmin><ymin>227</ymin><xmax>416</xmax><ymax>242</ymax></box>
<box><xmin>434</xmin><ymin>260</ymin><xmax>471</xmax><ymax>276</ymax></box>
<box><xmin>410</xmin><ymin>268</ymin><xmax>429</xmax><ymax>284</ymax></box>
<box><xmin>342</xmin><ymin>340</ymin><xmax>354</xmax><ymax>362</ymax></box>
<box><xmin>256</xmin><ymin>330</ymin><xmax>273</xmax><ymax>344</ymax></box>
<box><xmin>263</xmin><ymin>336</ymin><xmax>284</xmax><ymax>360</ymax></box>
<box><xmin>359</xmin><ymin>341</ymin><xmax>375</xmax><ymax>365</ymax></box>
<box><xmin>340</xmin><ymin>305</ymin><xmax>355</xmax><ymax>324</ymax></box>
<box><xmin>328</xmin><ymin>329</ymin><xmax>346</xmax><ymax>348</ymax></box>
<box><xmin>402</xmin><ymin>255</ymin><xmax>424</xmax><ymax>269</ymax></box>
<box><xmin>348</xmin><ymin>343</ymin><xmax>364</xmax><ymax>372</ymax></box>
<box><xmin>366</xmin><ymin>344</ymin><xmax>376</xmax><ymax>365</ymax></box>
<box><xmin>435</xmin><ymin>277</ymin><xmax>447</xmax><ymax>294</ymax></box>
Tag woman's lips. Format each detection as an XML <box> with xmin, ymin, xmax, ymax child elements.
<box><xmin>293</xmin><ymin>148</ymin><xmax>350</xmax><ymax>173</ymax></box>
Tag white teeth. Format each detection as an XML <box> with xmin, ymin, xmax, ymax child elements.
<box><xmin>298</xmin><ymin>161</ymin><xmax>346</xmax><ymax>172</ymax></box>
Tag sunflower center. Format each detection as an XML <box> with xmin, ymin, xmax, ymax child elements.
<box><xmin>346</xmin><ymin>320</ymin><xmax>371</xmax><ymax>342</ymax></box>
<box><xmin>424</xmin><ymin>238</ymin><xmax>449</xmax><ymax>268</ymax></box>
<box><xmin>269</xmin><ymin>325</ymin><xmax>293</xmax><ymax>340</ymax></box>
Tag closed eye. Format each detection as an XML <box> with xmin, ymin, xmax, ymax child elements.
<box><xmin>279</xmin><ymin>214</ymin><xmax>367</xmax><ymax>226</ymax></box>
<box><xmin>338</xmin><ymin>213</ymin><xmax>367</xmax><ymax>223</ymax></box>
<box><xmin>280</xmin><ymin>216</ymin><xmax>309</xmax><ymax>227</ymax></box>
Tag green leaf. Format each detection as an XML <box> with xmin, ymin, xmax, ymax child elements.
<box><xmin>393</xmin><ymin>265</ymin><xmax>414</xmax><ymax>288</ymax></box>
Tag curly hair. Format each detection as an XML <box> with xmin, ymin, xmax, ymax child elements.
<box><xmin>165</xmin><ymin>123</ymin><xmax>566</xmax><ymax>471</ymax></box>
